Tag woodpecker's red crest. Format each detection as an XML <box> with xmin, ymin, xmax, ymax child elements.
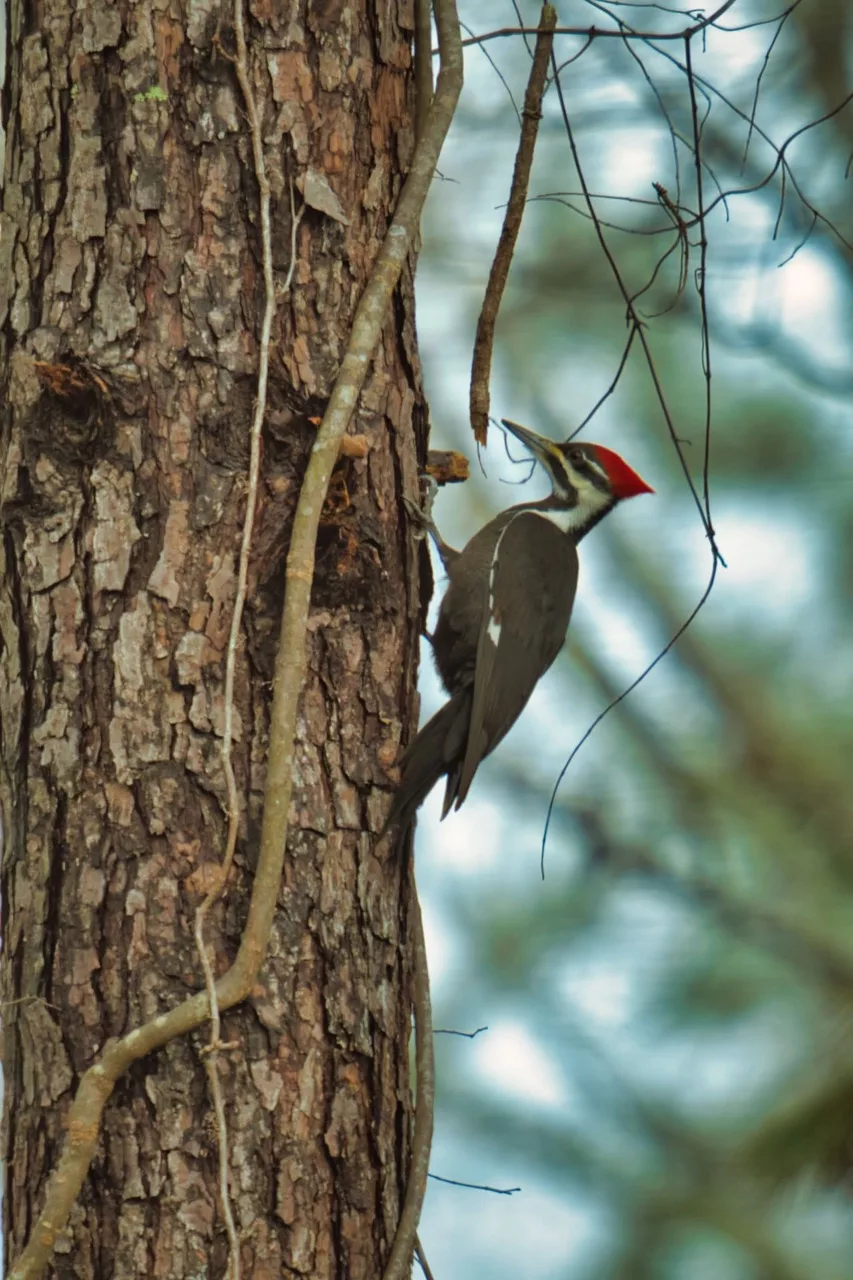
<box><xmin>583</xmin><ymin>444</ymin><xmax>654</xmax><ymax>500</ymax></box>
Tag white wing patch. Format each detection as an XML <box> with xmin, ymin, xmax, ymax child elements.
<box><xmin>486</xmin><ymin>513</ymin><xmax>524</xmax><ymax>651</ymax></box>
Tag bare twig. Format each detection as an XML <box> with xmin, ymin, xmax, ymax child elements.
<box><xmin>646</xmin><ymin>43</ymin><xmax>853</xmax><ymax>253</ymax></box>
<box><xmin>382</xmin><ymin>882</ymin><xmax>435</xmax><ymax>1280</ymax></box>
<box><xmin>434</xmin><ymin>1024</ymin><xmax>488</xmax><ymax>1038</ymax></box>
<box><xmin>453</xmin><ymin>4</ymin><xmax>739</xmax><ymax>48</ymax></box>
<box><xmin>189</xmin><ymin>5</ymin><xmax>299</xmax><ymax>1274</ymax></box>
<box><xmin>415</xmin><ymin>1234</ymin><xmax>438</xmax><ymax>1280</ymax></box>
<box><xmin>534</xmin><ymin>48</ymin><xmax>727</xmax><ymax>874</ymax></box>
<box><xmin>569</xmin><ymin>320</ymin><xmax>640</xmax><ymax>439</ymax></box>
<box><xmin>461</xmin><ymin>18</ymin><xmax>522</xmax><ymax>125</ymax></box>
<box><xmin>684</xmin><ymin>35</ymin><xmax>713</xmax><ymax>526</ymax></box>
<box><xmin>511</xmin><ymin>0</ymin><xmax>536</xmax><ymax>60</ymax></box>
<box><xmin>8</xmin><ymin>1</ymin><xmax>462</xmax><ymax>1275</ymax></box>
<box><xmin>428</xmin><ymin>1173</ymin><xmax>522</xmax><ymax>1194</ymax></box>
<box><xmin>469</xmin><ymin>4</ymin><xmax>557</xmax><ymax>444</ymax></box>
<box><xmin>742</xmin><ymin>1</ymin><xmax>798</xmax><ymax>164</ymax></box>
<box><xmin>548</xmin><ymin>52</ymin><xmax>722</xmax><ymax>552</ymax></box>
<box><xmin>199</xmin><ymin>1033</ymin><xmax>241</xmax><ymax>1280</ymax></box>
<box><xmin>538</xmin><ymin>561</ymin><xmax>720</xmax><ymax>879</ymax></box>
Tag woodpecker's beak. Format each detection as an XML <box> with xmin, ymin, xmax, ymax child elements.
<box><xmin>501</xmin><ymin>419</ymin><xmax>564</xmax><ymax>478</ymax></box>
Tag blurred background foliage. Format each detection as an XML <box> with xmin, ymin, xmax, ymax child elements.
<box><xmin>413</xmin><ymin>1</ymin><xmax>853</xmax><ymax>1276</ymax></box>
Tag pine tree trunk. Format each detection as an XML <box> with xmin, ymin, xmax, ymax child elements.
<box><xmin>0</xmin><ymin>2</ymin><xmax>425</xmax><ymax>1274</ymax></box>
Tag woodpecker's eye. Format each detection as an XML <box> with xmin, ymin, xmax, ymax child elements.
<box><xmin>567</xmin><ymin>447</ymin><xmax>587</xmax><ymax>470</ymax></box>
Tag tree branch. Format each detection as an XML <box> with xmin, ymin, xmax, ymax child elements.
<box><xmin>469</xmin><ymin>4</ymin><xmax>556</xmax><ymax>444</ymax></box>
<box><xmin>8</xmin><ymin>0</ymin><xmax>463</xmax><ymax>1273</ymax></box>
<box><xmin>455</xmin><ymin>4</ymin><xmax>740</xmax><ymax>48</ymax></box>
<box><xmin>415</xmin><ymin>1234</ymin><xmax>437</xmax><ymax>1280</ymax></box>
<box><xmin>415</xmin><ymin>0</ymin><xmax>434</xmax><ymax>140</ymax></box>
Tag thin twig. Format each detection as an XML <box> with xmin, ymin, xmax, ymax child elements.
<box><xmin>415</xmin><ymin>1234</ymin><xmax>437</xmax><ymax>1280</ymax></box>
<box><xmin>539</xmin><ymin>565</ymin><xmax>719</xmax><ymax>876</ymax></box>
<box><xmin>569</xmin><ymin>321</ymin><xmax>640</xmax><ymax>439</ymax></box>
<box><xmin>428</xmin><ymin>1173</ymin><xmax>521</xmax><ymax>1194</ymax></box>
<box><xmin>190</xmin><ymin>3</ymin><xmax>296</xmax><ymax>1272</ymax></box>
<box><xmin>461</xmin><ymin>18</ymin><xmax>522</xmax><ymax>125</ymax></box>
<box><xmin>616</xmin><ymin>33</ymin><xmax>682</xmax><ymax>202</ymax></box>
<box><xmin>511</xmin><ymin>0</ymin><xmax>535</xmax><ymax>59</ymax></box>
<box><xmin>7</xmin><ymin>2</ymin><xmax>462</xmax><ymax>1274</ymax></box>
<box><xmin>469</xmin><ymin>4</ymin><xmax>556</xmax><ymax>444</ymax></box>
<box><xmin>646</xmin><ymin>43</ymin><xmax>853</xmax><ymax>253</ymax></box>
<box><xmin>536</xmin><ymin>48</ymin><xmax>726</xmax><ymax>873</ymax></box>
<box><xmin>549</xmin><ymin>52</ymin><xmax>721</xmax><ymax>552</ymax></box>
<box><xmin>382</xmin><ymin>881</ymin><xmax>435</xmax><ymax>1280</ymax></box>
<box><xmin>551</xmin><ymin>34</ymin><xmax>594</xmax><ymax>79</ymax></box>
<box><xmin>717</xmin><ymin>0</ymin><xmax>802</xmax><ymax>33</ymax></box>
<box><xmin>451</xmin><ymin>4</ymin><xmax>739</xmax><ymax>48</ymax></box>
<box><xmin>200</xmin><ymin>1036</ymin><xmax>241</xmax><ymax>1279</ymax></box>
<box><xmin>684</xmin><ymin>35</ymin><xmax>714</xmax><ymax>527</ymax></box>
<box><xmin>434</xmin><ymin>1025</ymin><xmax>488</xmax><ymax>1038</ymax></box>
<box><xmin>742</xmin><ymin>1</ymin><xmax>798</xmax><ymax>165</ymax></box>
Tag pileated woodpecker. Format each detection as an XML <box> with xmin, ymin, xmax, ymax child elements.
<box><xmin>386</xmin><ymin>419</ymin><xmax>653</xmax><ymax>832</ymax></box>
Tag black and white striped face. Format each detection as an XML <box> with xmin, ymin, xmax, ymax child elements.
<box><xmin>500</xmin><ymin>420</ymin><xmax>653</xmax><ymax>536</ymax></box>
<box><xmin>500</xmin><ymin>421</ymin><xmax>614</xmax><ymax>534</ymax></box>
<box><xmin>545</xmin><ymin>442</ymin><xmax>616</xmax><ymax>532</ymax></box>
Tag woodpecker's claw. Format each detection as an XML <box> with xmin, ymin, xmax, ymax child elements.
<box><xmin>403</xmin><ymin>478</ymin><xmax>458</xmax><ymax>571</ymax></box>
<box><xmin>402</xmin><ymin>493</ymin><xmax>431</xmax><ymax>539</ymax></box>
<box><xmin>403</xmin><ymin>474</ymin><xmax>439</xmax><ymax>527</ymax></box>
<box><xmin>419</xmin><ymin>472</ymin><xmax>440</xmax><ymax>517</ymax></box>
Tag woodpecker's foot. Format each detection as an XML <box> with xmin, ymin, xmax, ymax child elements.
<box><xmin>402</xmin><ymin>492</ymin><xmax>433</xmax><ymax>540</ymax></box>
<box><xmin>403</xmin><ymin>473</ymin><xmax>439</xmax><ymax>529</ymax></box>
<box><xmin>404</xmin><ymin>476</ymin><xmax>458</xmax><ymax>570</ymax></box>
<box><xmin>418</xmin><ymin>472</ymin><xmax>440</xmax><ymax>522</ymax></box>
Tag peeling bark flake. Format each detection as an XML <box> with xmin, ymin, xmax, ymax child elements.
<box><xmin>148</xmin><ymin>500</ymin><xmax>190</xmax><ymax>605</ymax></box>
<box><xmin>109</xmin><ymin>593</ymin><xmax>175</xmax><ymax>782</ymax></box>
<box><xmin>92</xmin><ymin>461</ymin><xmax>142</xmax><ymax>594</ymax></box>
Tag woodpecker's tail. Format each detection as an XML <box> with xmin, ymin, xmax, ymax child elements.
<box><xmin>384</xmin><ymin>688</ymin><xmax>473</xmax><ymax>836</ymax></box>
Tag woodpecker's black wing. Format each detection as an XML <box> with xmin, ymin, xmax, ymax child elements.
<box><xmin>453</xmin><ymin>512</ymin><xmax>579</xmax><ymax>809</ymax></box>
<box><xmin>383</xmin><ymin>686</ymin><xmax>473</xmax><ymax>836</ymax></box>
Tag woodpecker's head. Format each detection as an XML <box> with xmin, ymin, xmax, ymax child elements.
<box><xmin>501</xmin><ymin>419</ymin><xmax>653</xmax><ymax>537</ymax></box>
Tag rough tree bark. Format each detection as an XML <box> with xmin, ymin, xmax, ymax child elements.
<box><xmin>0</xmin><ymin>2</ymin><xmax>427</xmax><ymax>1275</ymax></box>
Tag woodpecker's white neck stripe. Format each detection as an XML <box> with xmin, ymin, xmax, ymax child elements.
<box><xmin>543</xmin><ymin>449</ymin><xmax>614</xmax><ymax>533</ymax></box>
<box><xmin>533</xmin><ymin>496</ymin><xmax>610</xmax><ymax>536</ymax></box>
